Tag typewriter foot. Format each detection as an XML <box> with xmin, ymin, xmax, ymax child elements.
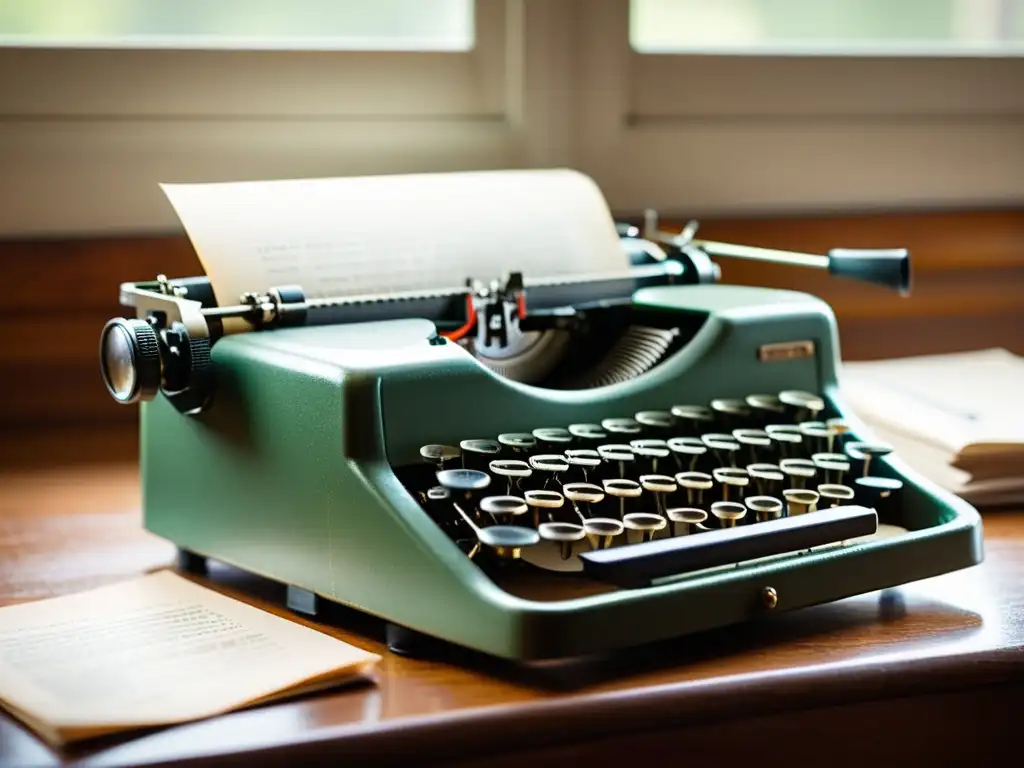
<box><xmin>176</xmin><ymin>548</ymin><xmax>208</xmax><ymax>576</ymax></box>
<box><xmin>386</xmin><ymin>623</ymin><xmax>433</xmax><ymax>658</ymax></box>
<box><xmin>286</xmin><ymin>585</ymin><xmax>319</xmax><ymax>617</ymax></box>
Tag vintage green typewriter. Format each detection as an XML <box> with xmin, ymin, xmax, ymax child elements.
<box><xmin>98</xmin><ymin>205</ymin><xmax>983</xmax><ymax>661</ymax></box>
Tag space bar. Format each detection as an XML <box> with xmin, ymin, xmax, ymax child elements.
<box><xmin>578</xmin><ymin>505</ymin><xmax>878</xmax><ymax>588</ymax></box>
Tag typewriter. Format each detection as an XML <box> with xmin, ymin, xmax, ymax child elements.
<box><xmin>98</xmin><ymin>208</ymin><xmax>983</xmax><ymax>661</ymax></box>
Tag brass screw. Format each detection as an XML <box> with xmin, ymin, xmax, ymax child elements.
<box><xmin>762</xmin><ymin>586</ymin><xmax>778</xmax><ymax>609</ymax></box>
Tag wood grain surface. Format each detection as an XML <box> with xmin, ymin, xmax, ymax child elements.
<box><xmin>1</xmin><ymin>450</ymin><xmax>1022</xmax><ymax>767</ymax></box>
<box><xmin>1</xmin><ymin>208</ymin><xmax>1022</xmax><ymax>434</ymax></box>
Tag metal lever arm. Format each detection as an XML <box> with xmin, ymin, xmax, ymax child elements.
<box><xmin>578</xmin><ymin>505</ymin><xmax>878</xmax><ymax>588</ymax></box>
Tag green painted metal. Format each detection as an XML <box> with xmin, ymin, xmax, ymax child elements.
<box><xmin>140</xmin><ymin>285</ymin><xmax>983</xmax><ymax>661</ymax></box>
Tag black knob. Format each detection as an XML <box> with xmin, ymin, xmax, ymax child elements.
<box><xmin>99</xmin><ymin>318</ymin><xmax>161</xmax><ymax>404</ymax></box>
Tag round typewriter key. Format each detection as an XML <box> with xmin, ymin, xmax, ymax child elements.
<box><xmin>489</xmin><ymin>459</ymin><xmax>532</xmax><ymax>493</ymax></box>
<box><xmin>711</xmin><ymin>501</ymin><xmax>746</xmax><ymax>528</ymax></box>
<box><xmin>562</xmin><ymin>482</ymin><xmax>605</xmax><ymax>518</ymax></box>
<box><xmin>798</xmin><ymin>422</ymin><xmax>831</xmax><ymax>455</ymax></box>
<box><xmin>630</xmin><ymin>439</ymin><xmax>670</xmax><ymax>473</ymax></box>
<box><xmin>746</xmin><ymin>394</ymin><xmax>785</xmax><ymax>419</ymax></box>
<box><xmin>667</xmin><ymin>436</ymin><xmax>707</xmax><ymax>471</ymax></box>
<box><xmin>525</xmin><ymin>489</ymin><xmax>565</xmax><ymax>527</ymax></box>
<box><xmin>733</xmin><ymin>428</ymin><xmax>772</xmax><ymax>463</ymax></box>
<box><xmin>640</xmin><ymin>473</ymin><xmax>677</xmax><ymax>516</ymax></box>
<box><xmin>670</xmin><ymin>404</ymin><xmax>714</xmax><ymax>433</ymax></box>
<box><xmin>826</xmin><ymin>417</ymin><xmax>851</xmax><ymax>452</ymax></box>
<box><xmin>745</xmin><ymin>495</ymin><xmax>784</xmax><ymax>523</ymax></box>
<box><xmin>710</xmin><ymin>398</ymin><xmax>751</xmax><ymax>428</ymax></box>
<box><xmin>675</xmin><ymin>471</ymin><xmax>713</xmax><ymax>506</ymax></box>
<box><xmin>667</xmin><ymin>507</ymin><xmax>708</xmax><ymax>536</ymax></box>
<box><xmin>602</xmin><ymin>417</ymin><xmax>642</xmax><ymax>436</ymax></box>
<box><xmin>420</xmin><ymin>444</ymin><xmax>460</xmax><ymax>469</ymax></box>
<box><xmin>712</xmin><ymin>467</ymin><xmax>749</xmax><ymax>503</ymax></box>
<box><xmin>765</xmin><ymin>424</ymin><xmax>803</xmax><ymax>459</ymax></box>
<box><xmin>702</xmin><ymin>433</ymin><xmax>741</xmax><ymax>467</ymax></box>
<box><xmin>812</xmin><ymin>452</ymin><xmax>851</xmax><ymax>485</ymax></box>
<box><xmin>779</xmin><ymin>390</ymin><xmax>825</xmax><ymax>421</ymax></box>
<box><xmin>623</xmin><ymin>512</ymin><xmax>667</xmax><ymax>543</ymax></box>
<box><xmin>538</xmin><ymin>521</ymin><xmax>586</xmax><ymax>560</ymax></box>
<box><xmin>479</xmin><ymin>495</ymin><xmax>529</xmax><ymax>524</ymax></box>
<box><xmin>568</xmin><ymin>423</ymin><xmax>607</xmax><ymax>444</ymax></box>
<box><xmin>424</xmin><ymin>486</ymin><xmax>452</xmax><ymax>522</ymax></box>
<box><xmin>854</xmin><ymin>476</ymin><xmax>903</xmax><ymax>518</ymax></box>
<box><xmin>533</xmin><ymin>427</ymin><xmax>573</xmax><ymax>448</ymax></box>
<box><xmin>564</xmin><ymin>449</ymin><xmax>602</xmax><ymax>482</ymax></box>
<box><xmin>817</xmin><ymin>483</ymin><xmax>855</xmax><ymax>508</ymax></box>
<box><xmin>780</xmin><ymin>458</ymin><xmax>816</xmax><ymax>488</ymax></box>
<box><xmin>635</xmin><ymin>410</ymin><xmax>674</xmax><ymax>433</ymax></box>
<box><xmin>603</xmin><ymin>478</ymin><xmax>642</xmax><ymax>519</ymax></box>
<box><xmin>783</xmin><ymin>488</ymin><xmax>819</xmax><ymax>516</ymax></box>
<box><xmin>498</xmin><ymin>432</ymin><xmax>536</xmax><ymax>454</ymax></box>
<box><xmin>747</xmin><ymin>463</ymin><xmax>784</xmax><ymax>496</ymax></box>
<box><xmin>436</xmin><ymin>468</ymin><xmax>491</xmax><ymax>494</ymax></box>
<box><xmin>529</xmin><ymin>454</ymin><xmax>570</xmax><ymax>489</ymax></box>
<box><xmin>582</xmin><ymin>517</ymin><xmax>624</xmax><ymax>549</ymax></box>
<box><xmin>845</xmin><ymin>441</ymin><xmax>894</xmax><ymax>477</ymax></box>
<box><xmin>598</xmin><ymin>444</ymin><xmax>635</xmax><ymax>478</ymax></box>
<box><xmin>477</xmin><ymin>525</ymin><xmax>540</xmax><ymax>559</ymax></box>
<box><xmin>459</xmin><ymin>439</ymin><xmax>500</xmax><ymax>471</ymax></box>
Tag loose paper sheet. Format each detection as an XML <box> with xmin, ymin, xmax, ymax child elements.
<box><xmin>0</xmin><ymin>571</ymin><xmax>379</xmax><ymax>745</ymax></box>
<box><xmin>161</xmin><ymin>169</ymin><xmax>628</xmax><ymax>306</ymax></box>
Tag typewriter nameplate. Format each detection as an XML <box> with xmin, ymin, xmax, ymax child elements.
<box><xmin>758</xmin><ymin>340</ymin><xmax>815</xmax><ymax>363</ymax></box>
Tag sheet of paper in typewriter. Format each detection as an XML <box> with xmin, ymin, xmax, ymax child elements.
<box><xmin>161</xmin><ymin>169</ymin><xmax>629</xmax><ymax>308</ymax></box>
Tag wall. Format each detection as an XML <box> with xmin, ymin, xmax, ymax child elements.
<box><xmin>2</xmin><ymin>208</ymin><xmax>1021</xmax><ymax>439</ymax></box>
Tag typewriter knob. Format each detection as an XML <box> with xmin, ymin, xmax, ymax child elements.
<box><xmin>99</xmin><ymin>318</ymin><xmax>161</xmax><ymax>404</ymax></box>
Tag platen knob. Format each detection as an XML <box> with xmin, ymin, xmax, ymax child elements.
<box><xmin>99</xmin><ymin>318</ymin><xmax>161</xmax><ymax>404</ymax></box>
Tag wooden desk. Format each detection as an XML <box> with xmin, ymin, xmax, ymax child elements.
<box><xmin>2</xmin><ymin>456</ymin><xmax>1023</xmax><ymax>767</ymax></box>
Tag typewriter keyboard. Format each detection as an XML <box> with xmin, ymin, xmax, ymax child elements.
<box><xmin>398</xmin><ymin>391</ymin><xmax>903</xmax><ymax>587</ymax></box>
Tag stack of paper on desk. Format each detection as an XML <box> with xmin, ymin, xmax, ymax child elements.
<box><xmin>840</xmin><ymin>348</ymin><xmax>1024</xmax><ymax>508</ymax></box>
<box><xmin>0</xmin><ymin>571</ymin><xmax>380</xmax><ymax>747</ymax></box>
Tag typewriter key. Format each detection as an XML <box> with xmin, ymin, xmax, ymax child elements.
<box><xmin>630</xmin><ymin>439</ymin><xmax>670</xmax><ymax>474</ymax></box>
<box><xmin>779</xmin><ymin>390</ymin><xmax>825</xmax><ymax>422</ymax></box>
<box><xmin>602</xmin><ymin>417</ymin><xmax>642</xmax><ymax>436</ymax></box>
<box><xmin>562</xmin><ymin>482</ymin><xmax>605</xmax><ymax>518</ymax></box>
<box><xmin>459</xmin><ymin>439</ymin><xmax>501</xmax><ymax>470</ymax></box>
<box><xmin>635</xmin><ymin>410</ymin><xmax>675</xmax><ymax>434</ymax></box>
<box><xmin>564</xmin><ymin>449</ymin><xmax>602</xmax><ymax>483</ymax></box>
<box><xmin>436</xmin><ymin>468</ymin><xmax>491</xmax><ymax>495</ymax></box>
<box><xmin>533</xmin><ymin>427</ymin><xmax>573</xmax><ymax>449</ymax></box>
<box><xmin>845</xmin><ymin>442</ymin><xmax>894</xmax><ymax>477</ymax></box>
<box><xmin>498</xmin><ymin>432</ymin><xmax>537</xmax><ymax>454</ymax></box>
<box><xmin>603</xmin><ymin>478</ymin><xmax>642</xmax><ymax>519</ymax></box>
<box><xmin>711</xmin><ymin>501</ymin><xmax>746</xmax><ymax>528</ymax></box>
<box><xmin>479</xmin><ymin>495</ymin><xmax>529</xmax><ymax>525</ymax></box>
<box><xmin>582</xmin><ymin>517</ymin><xmax>625</xmax><ymax>550</ymax></box>
<box><xmin>538</xmin><ymin>521</ymin><xmax>586</xmax><ymax>560</ymax></box>
<box><xmin>783</xmin><ymin>488</ymin><xmax>819</xmax><ymax>516</ymax></box>
<box><xmin>623</xmin><ymin>512</ymin><xmax>667</xmax><ymax>543</ymax></box>
<box><xmin>747</xmin><ymin>463</ymin><xmax>784</xmax><ymax>496</ymax></box>
<box><xmin>675</xmin><ymin>471</ymin><xmax>713</xmax><ymax>506</ymax></box>
<box><xmin>529</xmin><ymin>454</ymin><xmax>570</xmax><ymax>489</ymax></box>
<box><xmin>702</xmin><ymin>433</ymin><xmax>741</xmax><ymax>467</ymax></box>
<box><xmin>745</xmin><ymin>495</ymin><xmax>784</xmax><ymax>523</ymax></box>
<box><xmin>568</xmin><ymin>423</ymin><xmax>607</xmax><ymax>445</ymax></box>
<box><xmin>640</xmin><ymin>474</ymin><xmax>677</xmax><ymax>516</ymax></box>
<box><xmin>425</xmin><ymin>486</ymin><xmax>452</xmax><ymax>522</ymax></box>
<box><xmin>670</xmin><ymin>404</ymin><xmax>714</xmax><ymax>434</ymax></box>
<box><xmin>780</xmin><ymin>457</ymin><xmax>816</xmax><ymax>488</ymax></box>
<box><xmin>489</xmin><ymin>459</ymin><xmax>532</xmax><ymax>493</ymax></box>
<box><xmin>826</xmin><ymin>418</ymin><xmax>850</xmax><ymax>452</ymax></box>
<box><xmin>710</xmin><ymin>398</ymin><xmax>751</xmax><ymax>428</ymax></box>
<box><xmin>419</xmin><ymin>444</ymin><xmax>460</xmax><ymax>469</ymax></box>
<box><xmin>733</xmin><ymin>428</ymin><xmax>772</xmax><ymax>464</ymax></box>
<box><xmin>798</xmin><ymin>422</ymin><xmax>831</xmax><ymax>455</ymax></box>
<box><xmin>666</xmin><ymin>507</ymin><xmax>708</xmax><ymax>536</ymax></box>
<box><xmin>812</xmin><ymin>453</ymin><xmax>851</xmax><ymax>485</ymax></box>
<box><xmin>598</xmin><ymin>444</ymin><xmax>635</xmax><ymax>479</ymax></box>
<box><xmin>765</xmin><ymin>425</ymin><xmax>803</xmax><ymax>459</ymax></box>
<box><xmin>452</xmin><ymin>502</ymin><xmax>539</xmax><ymax>561</ymax></box>
<box><xmin>817</xmin><ymin>483</ymin><xmax>855</xmax><ymax>508</ymax></box>
<box><xmin>525</xmin><ymin>489</ymin><xmax>565</xmax><ymax>527</ymax></box>
<box><xmin>712</xmin><ymin>467</ymin><xmax>749</xmax><ymax>503</ymax></box>
<box><xmin>667</xmin><ymin>436</ymin><xmax>707</xmax><ymax>471</ymax></box>
<box><xmin>854</xmin><ymin>476</ymin><xmax>903</xmax><ymax>518</ymax></box>
<box><xmin>746</xmin><ymin>394</ymin><xmax>785</xmax><ymax>422</ymax></box>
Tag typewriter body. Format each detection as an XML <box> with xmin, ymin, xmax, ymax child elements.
<box><xmin>99</xmin><ymin>206</ymin><xmax>983</xmax><ymax>662</ymax></box>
